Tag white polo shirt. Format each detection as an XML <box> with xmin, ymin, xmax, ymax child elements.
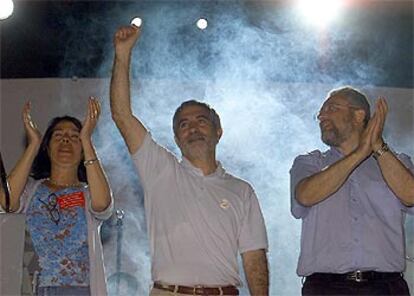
<box><xmin>132</xmin><ymin>133</ymin><xmax>268</xmax><ymax>286</ymax></box>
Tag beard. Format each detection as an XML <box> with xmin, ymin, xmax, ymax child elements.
<box><xmin>320</xmin><ymin>112</ymin><xmax>356</xmax><ymax>147</ymax></box>
<box><xmin>179</xmin><ymin>134</ymin><xmax>217</xmax><ymax>161</ymax></box>
<box><xmin>321</xmin><ymin>127</ymin><xmax>344</xmax><ymax>147</ymax></box>
<box><xmin>321</xmin><ymin>123</ymin><xmax>353</xmax><ymax>147</ymax></box>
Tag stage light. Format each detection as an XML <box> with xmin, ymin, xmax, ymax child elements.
<box><xmin>130</xmin><ymin>17</ymin><xmax>142</xmax><ymax>28</ymax></box>
<box><xmin>196</xmin><ymin>18</ymin><xmax>208</xmax><ymax>30</ymax></box>
<box><xmin>0</xmin><ymin>0</ymin><xmax>14</xmax><ymax>20</ymax></box>
<box><xmin>296</xmin><ymin>0</ymin><xmax>344</xmax><ymax>28</ymax></box>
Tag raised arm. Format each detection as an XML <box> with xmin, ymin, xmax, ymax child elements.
<box><xmin>370</xmin><ymin>98</ymin><xmax>414</xmax><ymax>206</ymax></box>
<box><xmin>0</xmin><ymin>102</ymin><xmax>41</xmax><ymax>212</ymax></box>
<box><xmin>242</xmin><ymin>249</ymin><xmax>269</xmax><ymax>296</ymax></box>
<box><xmin>110</xmin><ymin>25</ymin><xmax>147</xmax><ymax>154</ymax></box>
<box><xmin>80</xmin><ymin>97</ymin><xmax>112</xmax><ymax>213</ymax></box>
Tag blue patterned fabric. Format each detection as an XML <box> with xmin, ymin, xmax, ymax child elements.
<box><xmin>26</xmin><ymin>183</ymin><xmax>90</xmax><ymax>287</ymax></box>
<box><xmin>36</xmin><ymin>286</ymin><xmax>90</xmax><ymax>296</ymax></box>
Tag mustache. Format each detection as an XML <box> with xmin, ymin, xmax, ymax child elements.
<box><xmin>187</xmin><ymin>133</ymin><xmax>206</xmax><ymax>143</ymax></box>
<box><xmin>320</xmin><ymin>120</ymin><xmax>332</xmax><ymax>129</ymax></box>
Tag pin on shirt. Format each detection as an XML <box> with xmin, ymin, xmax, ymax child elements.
<box><xmin>219</xmin><ymin>199</ymin><xmax>230</xmax><ymax>210</ymax></box>
<box><xmin>57</xmin><ymin>192</ymin><xmax>85</xmax><ymax>209</ymax></box>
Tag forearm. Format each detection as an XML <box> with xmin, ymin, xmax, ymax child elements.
<box><xmin>82</xmin><ymin>140</ymin><xmax>112</xmax><ymax>212</ymax></box>
<box><xmin>377</xmin><ymin>151</ymin><xmax>414</xmax><ymax>206</ymax></box>
<box><xmin>2</xmin><ymin>143</ymin><xmax>39</xmax><ymax>211</ymax></box>
<box><xmin>110</xmin><ymin>54</ymin><xmax>147</xmax><ymax>153</ymax></box>
<box><xmin>242</xmin><ymin>249</ymin><xmax>269</xmax><ymax>296</ymax></box>
<box><xmin>296</xmin><ymin>151</ymin><xmax>364</xmax><ymax>206</ymax></box>
<box><xmin>110</xmin><ymin>54</ymin><xmax>134</xmax><ymax>121</ymax></box>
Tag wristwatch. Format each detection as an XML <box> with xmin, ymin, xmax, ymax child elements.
<box><xmin>373</xmin><ymin>142</ymin><xmax>390</xmax><ymax>159</ymax></box>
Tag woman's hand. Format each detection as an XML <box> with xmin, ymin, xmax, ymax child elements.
<box><xmin>79</xmin><ymin>97</ymin><xmax>113</xmax><ymax>214</ymax></box>
<box><xmin>2</xmin><ymin>101</ymin><xmax>41</xmax><ymax>212</ymax></box>
<box><xmin>22</xmin><ymin>101</ymin><xmax>41</xmax><ymax>147</ymax></box>
<box><xmin>80</xmin><ymin>97</ymin><xmax>101</xmax><ymax>143</ymax></box>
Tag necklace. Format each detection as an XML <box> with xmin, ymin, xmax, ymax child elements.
<box><xmin>47</xmin><ymin>178</ymin><xmax>82</xmax><ymax>188</ymax></box>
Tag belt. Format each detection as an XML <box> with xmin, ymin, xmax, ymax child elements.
<box><xmin>307</xmin><ymin>271</ymin><xmax>402</xmax><ymax>283</ymax></box>
<box><xmin>153</xmin><ymin>282</ymin><xmax>239</xmax><ymax>295</ymax></box>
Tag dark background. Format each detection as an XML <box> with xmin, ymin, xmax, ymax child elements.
<box><xmin>1</xmin><ymin>0</ymin><xmax>413</xmax><ymax>88</ymax></box>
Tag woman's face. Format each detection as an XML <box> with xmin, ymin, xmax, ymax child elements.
<box><xmin>48</xmin><ymin>120</ymin><xmax>83</xmax><ymax>169</ymax></box>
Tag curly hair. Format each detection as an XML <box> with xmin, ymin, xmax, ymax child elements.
<box><xmin>30</xmin><ymin>116</ymin><xmax>87</xmax><ymax>182</ymax></box>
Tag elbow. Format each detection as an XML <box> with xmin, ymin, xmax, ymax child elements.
<box><xmin>407</xmin><ymin>184</ymin><xmax>414</xmax><ymax>207</ymax></box>
<box><xmin>403</xmin><ymin>195</ymin><xmax>414</xmax><ymax>207</ymax></box>
<box><xmin>294</xmin><ymin>178</ymin><xmax>320</xmax><ymax>207</ymax></box>
<box><xmin>111</xmin><ymin>113</ymin><xmax>127</xmax><ymax>130</ymax></box>
<box><xmin>111</xmin><ymin>112</ymin><xmax>123</xmax><ymax>124</ymax></box>
<box><xmin>295</xmin><ymin>185</ymin><xmax>313</xmax><ymax>207</ymax></box>
<box><xmin>92</xmin><ymin>200</ymin><xmax>111</xmax><ymax>213</ymax></box>
<box><xmin>397</xmin><ymin>185</ymin><xmax>414</xmax><ymax>207</ymax></box>
<box><xmin>92</xmin><ymin>205</ymin><xmax>108</xmax><ymax>213</ymax></box>
<box><xmin>295</xmin><ymin>195</ymin><xmax>313</xmax><ymax>207</ymax></box>
<box><xmin>91</xmin><ymin>192</ymin><xmax>113</xmax><ymax>213</ymax></box>
<box><xmin>0</xmin><ymin>191</ymin><xmax>20</xmax><ymax>213</ymax></box>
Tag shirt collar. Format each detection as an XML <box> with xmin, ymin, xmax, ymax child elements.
<box><xmin>180</xmin><ymin>157</ymin><xmax>225</xmax><ymax>178</ymax></box>
<box><xmin>329</xmin><ymin>146</ymin><xmax>344</xmax><ymax>158</ymax></box>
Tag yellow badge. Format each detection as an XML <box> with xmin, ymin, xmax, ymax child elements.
<box><xmin>220</xmin><ymin>199</ymin><xmax>230</xmax><ymax>209</ymax></box>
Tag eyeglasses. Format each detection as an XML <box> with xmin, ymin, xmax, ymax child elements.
<box><xmin>38</xmin><ymin>193</ymin><xmax>60</xmax><ymax>225</ymax></box>
<box><xmin>315</xmin><ymin>103</ymin><xmax>361</xmax><ymax>120</ymax></box>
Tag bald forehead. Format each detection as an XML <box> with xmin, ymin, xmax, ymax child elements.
<box><xmin>323</xmin><ymin>94</ymin><xmax>350</xmax><ymax>106</ymax></box>
<box><xmin>177</xmin><ymin>105</ymin><xmax>211</xmax><ymax>119</ymax></box>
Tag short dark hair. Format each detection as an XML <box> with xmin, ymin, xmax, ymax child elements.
<box><xmin>329</xmin><ymin>86</ymin><xmax>371</xmax><ymax>126</ymax></box>
<box><xmin>30</xmin><ymin>116</ymin><xmax>87</xmax><ymax>182</ymax></box>
<box><xmin>172</xmin><ymin>100</ymin><xmax>221</xmax><ymax>136</ymax></box>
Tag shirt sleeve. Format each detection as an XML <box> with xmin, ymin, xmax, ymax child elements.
<box><xmin>397</xmin><ymin>153</ymin><xmax>414</xmax><ymax>214</ymax></box>
<box><xmin>87</xmin><ymin>187</ymin><xmax>114</xmax><ymax>221</ymax></box>
<box><xmin>238</xmin><ymin>186</ymin><xmax>268</xmax><ymax>254</ymax></box>
<box><xmin>7</xmin><ymin>178</ymin><xmax>37</xmax><ymax>213</ymax></box>
<box><xmin>289</xmin><ymin>151</ymin><xmax>322</xmax><ymax>219</ymax></box>
<box><xmin>131</xmin><ymin>132</ymin><xmax>177</xmax><ymax>190</ymax></box>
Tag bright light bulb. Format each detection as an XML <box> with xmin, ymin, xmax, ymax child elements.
<box><xmin>196</xmin><ymin>18</ymin><xmax>208</xmax><ymax>30</ymax></box>
<box><xmin>130</xmin><ymin>17</ymin><xmax>142</xmax><ymax>28</ymax></box>
<box><xmin>297</xmin><ymin>0</ymin><xmax>344</xmax><ymax>28</ymax></box>
<box><xmin>0</xmin><ymin>0</ymin><xmax>14</xmax><ymax>20</ymax></box>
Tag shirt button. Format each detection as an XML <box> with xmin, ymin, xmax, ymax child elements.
<box><xmin>354</xmin><ymin>238</ymin><xmax>359</xmax><ymax>243</ymax></box>
<box><xmin>352</xmin><ymin>198</ymin><xmax>357</xmax><ymax>202</ymax></box>
<box><xmin>353</xmin><ymin>217</ymin><xmax>358</xmax><ymax>221</ymax></box>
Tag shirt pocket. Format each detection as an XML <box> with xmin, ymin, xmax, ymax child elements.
<box><xmin>363</xmin><ymin>179</ymin><xmax>404</xmax><ymax>219</ymax></box>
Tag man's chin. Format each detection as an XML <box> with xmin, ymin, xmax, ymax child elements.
<box><xmin>187</xmin><ymin>138</ymin><xmax>206</xmax><ymax>144</ymax></box>
<box><xmin>322</xmin><ymin>136</ymin><xmax>342</xmax><ymax>147</ymax></box>
<box><xmin>321</xmin><ymin>134</ymin><xmax>336</xmax><ymax>147</ymax></box>
<box><xmin>184</xmin><ymin>144</ymin><xmax>210</xmax><ymax>159</ymax></box>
